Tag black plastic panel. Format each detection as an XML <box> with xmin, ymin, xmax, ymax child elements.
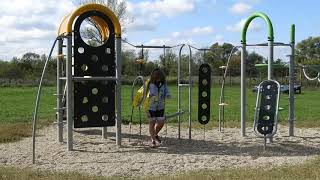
<box><xmin>257</xmin><ymin>81</ymin><xmax>279</xmax><ymax>135</ymax></box>
<box><xmin>73</xmin><ymin>11</ymin><xmax>116</xmax><ymax>128</ymax></box>
<box><xmin>198</xmin><ymin>64</ymin><xmax>211</xmax><ymax>125</ymax></box>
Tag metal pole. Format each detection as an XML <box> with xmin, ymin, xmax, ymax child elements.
<box><xmin>57</xmin><ymin>38</ymin><xmax>63</xmax><ymax>142</ymax></box>
<box><xmin>268</xmin><ymin>40</ymin><xmax>274</xmax><ymax>80</ymax></box>
<box><xmin>116</xmin><ymin>37</ymin><xmax>122</xmax><ymax>146</ymax></box>
<box><xmin>289</xmin><ymin>24</ymin><xmax>295</xmax><ymax>136</ymax></box>
<box><xmin>66</xmin><ymin>35</ymin><xmax>73</xmax><ymax>151</ymax></box>
<box><xmin>188</xmin><ymin>45</ymin><xmax>192</xmax><ymax>140</ymax></box>
<box><xmin>32</xmin><ymin>38</ymin><xmax>58</xmax><ymax>164</ymax></box>
<box><xmin>163</xmin><ymin>45</ymin><xmax>166</xmax><ymax>67</ymax></box>
<box><xmin>268</xmin><ymin>40</ymin><xmax>274</xmax><ymax>143</ymax></box>
<box><xmin>177</xmin><ymin>45</ymin><xmax>184</xmax><ymax>139</ymax></box>
<box><xmin>102</xmin><ymin>127</ymin><xmax>107</xmax><ymax>139</ymax></box>
<box><xmin>241</xmin><ymin>44</ymin><xmax>246</xmax><ymax>137</ymax></box>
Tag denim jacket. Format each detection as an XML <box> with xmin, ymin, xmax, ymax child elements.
<box><xmin>148</xmin><ymin>83</ymin><xmax>170</xmax><ymax>111</ymax></box>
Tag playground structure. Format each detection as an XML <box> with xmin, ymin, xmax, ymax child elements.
<box><xmin>32</xmin><ymin>4</ymin><xmax>122</xmax><ymax>163</ymax></box>
<box><xmin>31</xmin><ymin>3</ymin><xmax>306</xmax><ymax>164</ymax></box>
<box><xmin>219</xmin><ymin>12</ymin><xmax>296</xmax><ymax>139</ymax></box>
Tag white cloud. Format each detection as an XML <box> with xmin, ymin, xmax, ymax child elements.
<box><xmin>0</xmin><ymin>0</ymin><xmax>75</xmax><ymax>60</ymax></box>
<box><xmin>127</xmin><ymin>0</ymin><xmax>196</xmax><ymax>17</ymax></box>
<box><xmin>226</xmin><ymin>19</ymin><xmax>261</xmax><ymax>32</ymax></box>
<box><xmin>126</xmin><ymin>0</ymin><xmax>202</xmax><ymax>33</ymax></box>
<box><xmin>230</xmin><ymin>2</ymin><xmax>252</xmax><ymax>14</ymax></box>
<box><xmin>172</xmin><ymin>26</ymin><xmax>214</xmax><ymax>38</ymax></box>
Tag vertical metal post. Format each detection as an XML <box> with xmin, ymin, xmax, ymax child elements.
<box><xmin>177</xmin><ymin>45</ymin><xmax>184</xmax><ymax>139</ymax></box>
<box><xmin>66</xmin><ymin>35</ymin><xmax>73</xmax><ymax>151</ymax></box>
<box><xmin>102</xmin><ymin>127</ymin><xmax>107</xmax><ymax>139</ymax></box>
<box><xmin>289</xmin><ymin>24</ymin><xmax>295</xmax><ymax>136</ymax></box>
<box><xmin>163</xmin><ymin>45</ymin><xmax>166</xmax><ymax>67</ymax></box>
<box><xmin>268</xmin><ymin>41</ymin><xmax>274</xmax><ymax>80</ymax></box>
<box><xmin>57</xmin><ymin>38</ymin><xmax>63</xmax><ymax>142</ymax></box>
<box><xmin>116</xmin><ymin>37</ymin><xmax>122</xmax><ymax>146</ymax></box>
<box><xmin>188</xmin><ymin>45</ymin><xmax>192</xmax><ymax>140</ymax></box>
<box><xmin>240</xmin><ymin>44</ymin><xmax>246</xmax><ymax>137</ymax></box>
<box><xmin>268</xmin><ymin>40</ymin><xmax>274</xmax><ymax>143</ymax></box>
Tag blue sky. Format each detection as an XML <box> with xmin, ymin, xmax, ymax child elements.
<box><xmin>0</xmin><ymin>0</ymin><xmax>319</xmax><ymax>61</ymax></box>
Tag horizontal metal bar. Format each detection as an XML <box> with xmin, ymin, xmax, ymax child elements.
<box><xmin>59</xmin><ymin>77</ymin><xmax>67</xmax><ymax>80</ymax></box>
<box><xmin>53</xmin><ymin>94</ymin><xmax>64</xmax><ymax>96</ymax></box>
<box><xmin>198</xmin><ymin>48</ymin><xmax>211</xmax><ymax>51</ymax></box>
<box><xmin>134</xmin><ymin>45</ymin><xmax>172</xmax><ymax>49</ymax></box>
<box><xmin>54</xmin><ymin>107</ymin><xmax>66</xmax><ymax>110</ymax></box>
<box><xmin>178</xmin><ymin>84</ymin><xmax>190</xmax><ymax>87</ymax></box>
<box><xmin>246</xmin><ymin>42</ymin><xmax>291</xmax><ymax>47</ymax></box>
<box><xmin>53</xmin><ymin>121</ymin><xmax>67</xmax><ymax>124</ymax></box>
<box><xmin>72</xmin><ymin>76</ymin><xmax>117</xmax><ymax>81</ymax></box>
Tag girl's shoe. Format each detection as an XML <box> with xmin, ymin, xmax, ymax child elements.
<box><xmin>155</xmin><ymin>135</ymin><xmax>162</xmax><ymax>144</ymax></box>
<box><xmin>150</xmin><ymin>140</ymin><xmax>156</xmax><ymax>148</ymax></box>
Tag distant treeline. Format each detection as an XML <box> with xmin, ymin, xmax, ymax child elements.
<box><xmin>0</xmin><ymin>37</ymin><xmax>319</xmax><ymax>87</ymax></box>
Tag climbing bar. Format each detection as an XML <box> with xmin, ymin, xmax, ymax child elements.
<box><xmin>72</xmin><ymin>76</ymin><xmax>117</xmax><ymax>81</ymax></box>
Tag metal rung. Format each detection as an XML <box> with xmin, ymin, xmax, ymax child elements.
<box><xmin>53</xmin><ymin>121</ymin><xmax>67</xmax><ymax>124</ymax></box>
<box><xmin>57</xmin><ymin>54</ymin><xmax>65</xmax><ymax>58</ymax></box>
<box><xmin>54</xmin><ymin>107</ymin><xmax>67</xmax><ymax>110</ymax></box>
<box><xmin>179</xmin><ymin>84</ymin><xmax>190</xmax><ymax>87</ymax></box>
<box><xmin>53</xmin><ymin>94</ymin><xmax>64</xmax><ymax>96</ymax></box>
<box><xmin>73</xmin><ymin>76</ymin><xmax>117</xmax><ymax>81</ymax></box>
<box><xmin>59</xmin><ymin>77</ymin><xmax>67</xmax><ymax>80</ymax></box>
<box><xmin>219</xmin><ymin>103</ymin><xmax>229</xmax><ymax>106</ymax></box>
<box><xmin>219</xmin><ymin>66</ymin><xmax>227</xmax><ymax>69</ymax></box>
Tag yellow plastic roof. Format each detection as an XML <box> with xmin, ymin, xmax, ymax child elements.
<box><xmin>58</xmin><ymin>4</ymin><xmax>121</xmax><ymax>38</ymax></box>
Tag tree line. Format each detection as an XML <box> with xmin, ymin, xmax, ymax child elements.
<box><xmin>0</xmin><ymin>37</ymin><xmax>319</xmax><ymax>86</ymax></box>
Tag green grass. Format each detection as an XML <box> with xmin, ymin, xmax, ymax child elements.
<box><xmin>148</xmin><ymin>156</ymin><xmax>320</xmax><ymax>180</ymax></box>
<box><xmin>1</xmin><ymin>156</ymin><xmax>320</xmax><ymax>179</ymax></box>
<box><xmin>0</xmin><ymin>85</ymin><xmax>319</xmax><ymax>143</ymax></box>
<box><xmin>0</xmin><ymin>85</ymin><xmax>320</xmax><ymax>125</ymax></box>
<box><xmin>0</xmin><ymin>166</ymin><xmax>106</xmax><ymax>180</ymax></box>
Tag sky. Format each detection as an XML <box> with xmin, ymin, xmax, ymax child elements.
<box><xmin>0</xmin><ymin>0</ymin><xmax>319</xmax><ymax>61</ymax></box>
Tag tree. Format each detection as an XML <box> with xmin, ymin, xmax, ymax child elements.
<box><xmin>203</xmin><ymin>43</ymin><xmax>239</xmax><ymax>75</ymax></box>
<box><xmin>74</xmin><ymin>0</ymin><xmax>130</xmax><ymax>46</ymax></box>
<box><xmin>159</xmin><ymin>49</ymin><xmax>177</xmax><ymax>75</ymax></box>
<box><xmin>246</xmin><ymin>51</ymin><xmax>265</xmax><ymax>76</ymax></box>
<box><xmin>296</xmin><ymin>36</ymin><xmax>320</xmax><ymax>64</ymax></box>
<box><xmin>18</xmin><ymin>52</ymin><xmax>41</xmax><ymax>73</ymax></box>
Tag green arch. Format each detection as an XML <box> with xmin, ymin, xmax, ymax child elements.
<box><xmin>241</xmin><ymin>12</ymin><xmax>274</xmax><ymax>44</ymax></box>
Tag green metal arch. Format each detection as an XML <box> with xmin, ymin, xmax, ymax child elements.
<box><xmin>241</xmin><ymin>12</ymin><xmax>274</xmax><ymax>44</ymax></box>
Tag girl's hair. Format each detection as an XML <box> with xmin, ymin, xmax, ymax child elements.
<box><xmin>150</xmin><ymin>68</ymin><xmax>166</xmax><ymax>84</ymax></box>
<box><xmin>147</xmin><ymin>68</ymin><xmax>166</xmax><ymax>91</ymax></box>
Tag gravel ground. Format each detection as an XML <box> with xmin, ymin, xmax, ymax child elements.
<box><xmin>1</xmin><ymin>124</ymin><xmax>320</xmax><ymax>178</ymax></box>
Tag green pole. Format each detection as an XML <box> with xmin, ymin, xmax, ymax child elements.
<box><xmin>240</xmin><ymin>12</ymin><xmax>274</xmax><ymax>136</ymax></box>
<box><xmin>241</xmin><ymin>12</ymin><xmax>274</xmax><ymax>44</ymax></box>
<box><xmin>290</xmin><ymin>24</ymin><xmax>295</xmax><ymax>44</ymax></box>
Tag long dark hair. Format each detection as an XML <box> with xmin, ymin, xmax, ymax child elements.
<box><xmin>147</xmin><ymin>68</ymin><xmax>166</xmax><ymax>91</ymax></box>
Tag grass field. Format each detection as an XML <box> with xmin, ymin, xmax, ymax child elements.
<box><xmin>0</xmin><ymin>85</ymin><xmax>319</xmax><ymax>125</ymax></box>
<box><xmin>0</xmin><ymin>85</ymin><xmax>319</xmax><ymax>142</ymax></box>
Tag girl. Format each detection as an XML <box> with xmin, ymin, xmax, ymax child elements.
<box><xmin>146</xmin><ymin>68</ymin><xmax>171</xmax><ymax>147</ymax></box>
